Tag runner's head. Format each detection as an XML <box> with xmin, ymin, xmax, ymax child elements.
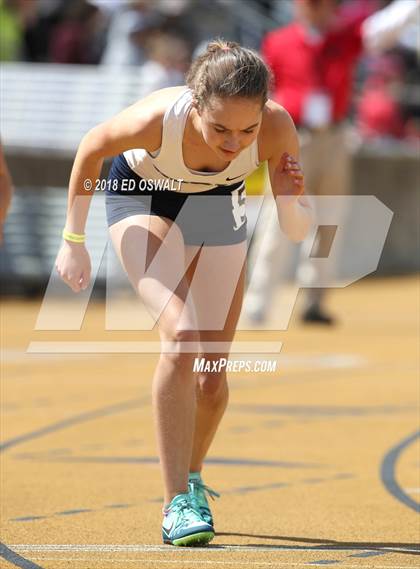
<box><xmin>186</xmin><ymin>39</ymin><xmax>271</xmax><ymax>160</ymax></box>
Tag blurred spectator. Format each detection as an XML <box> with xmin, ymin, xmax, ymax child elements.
<box><xmin>23</xmin><ymin>0</ymin><xmax>65</xmax><ymax>62</ymax></box>
<box><xmin>245</xmin><ymin>0</ymin><xmax>419</xmax><ymax>326</ymax></box>
<box><xmin>49</xmin><ymin>0</ymin><xmax>105</xmax><ymax>64</ymax></box>
<box><xmin>139</xmin><ymin>33</ymin><xmax>190</xmax><ymax>91</ymax></box>
<box><xmin>100</xmin><ymin>1</ymin><xmax>163</xmax><ymax>67</ymax></box>
<box><xmin>87</xmin><ymin>0</ymin><xmax>130</xmax><ymax>15</ymax></box>
<box><xmin>356</xmin><ymin>54</ymin><xmax>405</xmax><ymax>141</ymax></box>
<box><xmin>0</xmin><ymin>0</ymin><xmax>67</xmax><ymax>63</ymax></box>
<box><xmin>0</xmin><ymin>0</ymin><xmax>23</xmax><ymax>61</ymax></box>
<box><xmin>1</xmin><ymin>0</ymin><xmax>256</xmax><ymax>66</ymax></box>
<box><xmin>155</xmin><ymin>0</ymin><xmax>191</xmax><ymax>17</ymax></box>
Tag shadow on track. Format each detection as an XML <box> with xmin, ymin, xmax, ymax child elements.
<box><xmin>215</xmin><ymin>533</ymin><xmax>420</xmax><ymax>555</ymax></box>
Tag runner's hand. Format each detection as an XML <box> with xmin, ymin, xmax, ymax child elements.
<box><xmin>55</xmin><ymin>241</ymin><xmax>91</xmax><ymax>293</ymax></box>
<box><xmin>273</xmin><ymin>152</ymin><xmax>305</xmax><ymax>203</ymax></box>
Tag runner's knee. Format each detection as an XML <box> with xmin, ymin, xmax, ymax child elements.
<box><xmin>197</xmin><ymin>367</ymin><xmax>228</xmax><ymax>400</ymax></box>
<box><xmin>159</xmin><ymin>326</ymin><xmax>200</xmax><ymax>371</ymax></box>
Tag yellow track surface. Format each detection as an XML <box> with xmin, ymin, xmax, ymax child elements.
<box><xmin>1</xmin><ymin>276</ymin><xmax>419</xmax><ymax>568</ymax></box>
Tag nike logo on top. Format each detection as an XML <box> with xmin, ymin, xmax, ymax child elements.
<box><xmin>226</xmin><ymin>173</ymin><xmax>247</xmax><ymax>181</ymax></box>
<box><xmin>153</xmin><ymin>164</ymin><xmax>247</xmax><ymax>188</ymax></box>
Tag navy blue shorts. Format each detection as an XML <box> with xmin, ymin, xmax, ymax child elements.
<box><xmin>105</xmin><ymin>154</ymin><xmax>247</xmax><ymax>246</ymax></box>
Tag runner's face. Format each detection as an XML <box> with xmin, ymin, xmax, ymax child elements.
<box><xmin>199</xmin><ymin>96</ymin><xmax>263</xmax><ymax>161</ymax></box>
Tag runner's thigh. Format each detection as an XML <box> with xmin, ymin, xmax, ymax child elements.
<box><xmin>184</xmin><ymin>243</ymin><xmax>247</xmax><ymax>344</ymax></box>
<box><xmin>109</xmin><ymin>215</ymin><xmax>198</xmax><ymax>334</ymax></box>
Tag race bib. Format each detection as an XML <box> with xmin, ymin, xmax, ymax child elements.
<box><xmin>231</xmin><ymin>186</ymin><xmax>246</xmax><ymax>231</ymax></box>
<box><xmin>302</xmin><ymin>91</ymin><xmax>332</xmax><ymax>129</ymax></box>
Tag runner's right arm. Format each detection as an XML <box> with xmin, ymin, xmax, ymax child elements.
<box><xmin>56</xmin><ymin>89</ymin><xmax>169</xmax><ymax>292</ymax></box>
<box><xmin>65</xmin><ymin>94</ymin><xmax>164</xmax><ymax>235</ymax></box>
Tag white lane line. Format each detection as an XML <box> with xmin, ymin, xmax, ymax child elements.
<box><xmin>14</xmin><ymin>560</ymin><xmax>281</xmax><ymax>567</ymax></box>
<box><xmin>1</xmin><ymin>349</ymin><xmax>99</xmax><ymax>363</ymax></box>
<box><xmin>27</xmin><ymin>342</ymin><xmax>283</xmax><ymax>354</ymax></box>
<box><xmin>9</xmin><ymin>545</ymin><xmax>419</xmax><ymax>554</ymax></box>
<box><xmin>403</xmin><ymin>488</ymin><xmax>420</xmax><ymax>494</ymax></box>
<box><xmin>24</xmin><ymin>558</ymin><xmax>417</xmax><ymax>568</ymax></box>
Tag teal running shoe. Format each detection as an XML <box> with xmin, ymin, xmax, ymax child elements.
<box><xmin>188</xmin><ymin>472</ymin><xmax>220</xmax><ymax>529</ymax></box>
<box><xmin>162</xmin><ymin>493</ymin><xmax>214</xmax><ymax>546</ymax></box>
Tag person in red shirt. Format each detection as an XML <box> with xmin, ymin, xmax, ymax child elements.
<box><xmin>357</xmin><ymin>55</ymin><xmax>405</xmax><ymax>141</ymax></box>
<box><xmin>264</xmin><ymin>0</ymin><xmax>372</xmax><ymax>130</ymax></box>
<box><xmin>246</xmin><ymin>0</ymin><xmax>418</xmax><ymax>325</ymax></box>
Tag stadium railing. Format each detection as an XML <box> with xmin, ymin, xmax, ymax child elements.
<box><xmin>0</xmin><ymin>63</ymin><xmax>418</xmax><ymax>296</ymax></box>
<box><xmin>0</xmin><ymin>63</ymin><xmax>156</xmax><ymax>294</ymax></box>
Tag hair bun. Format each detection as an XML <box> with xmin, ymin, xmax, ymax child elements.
<box><xmin>206</xmin><ymin>39</ymin><xmax>239</xmax><ymax>54</ymax></box>
<box><xmin>186</xmin><ymin>37</ymin><xmax>271</xmax><ymax>112</ymax></box>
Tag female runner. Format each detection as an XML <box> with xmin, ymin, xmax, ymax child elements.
<box><xmin>56</xmin><ymin>39</ymin><xmax>312</xmax><ymax>547</ymax></box>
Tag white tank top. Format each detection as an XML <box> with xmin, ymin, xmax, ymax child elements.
<box><xmin>123</xmin><ymin>88</ymin><xmax>260</xmax><ymax>194</ymax></box>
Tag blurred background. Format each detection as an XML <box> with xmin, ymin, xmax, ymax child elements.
<box><xmin>0</xmin><ymin>0</ymin><xmax>419</xmax><ymax>304</ymax></box>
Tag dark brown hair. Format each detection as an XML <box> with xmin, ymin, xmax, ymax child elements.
<box><xmin>186</xmin><ymin>39</ymin><xmax>272</xmax><ymax>112</ymax></box>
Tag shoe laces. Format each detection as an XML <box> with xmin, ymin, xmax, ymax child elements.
<box><xmin>167</xmin><ymin>495</ymin><xmax>201</xmax><ymax>523</ymax></box>
<box><xmin>189</xmin><ymin>479</ymin><xmax>220</xmax><ymax>502</ymax></box>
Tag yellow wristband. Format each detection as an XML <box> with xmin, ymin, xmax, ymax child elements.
<box><xmin>62</xmin><ymin>229</ymin><xmax>86</xmax><ymax>243</ymax></box>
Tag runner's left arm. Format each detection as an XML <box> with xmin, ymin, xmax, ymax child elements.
<box><xmin>267</xmin><ymin>109</ymin><xmax>313</xmax><ymax>243</ymax></box>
